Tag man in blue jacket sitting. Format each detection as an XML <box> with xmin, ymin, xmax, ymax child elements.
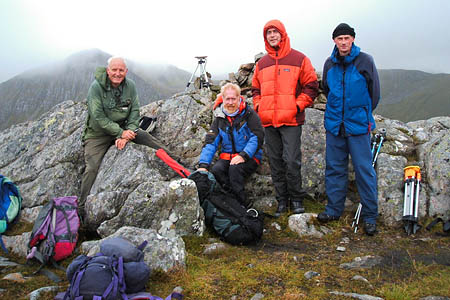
<box><xmin>197</xmin><ymin>83</ymin><xmax>264</xmax><ymax>208</ymax></box>
<box><xmin>318</xmin><ymin>23</ymin><xmax>381</xmax><ymax>236</ymax></box>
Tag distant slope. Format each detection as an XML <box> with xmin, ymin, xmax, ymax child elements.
<box><xmin>0</xmin><ymin>49</ymin><xmax>189</xmax><ymax>130</ymax></box>
<box><xmin>375</xmin><ymin>69</ymin><xmax>450</xmax><ymax>122</ymax></box>
<box><xmin>130</xmin><ymin>63</ymin><xmax>190</xmax><ymax>98</ymax></box>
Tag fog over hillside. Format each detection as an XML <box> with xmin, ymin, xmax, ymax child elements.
<box><xmin>0</xmin><ymin>49</ymin><xmax>190</xmax><ymax>130</ymax></box>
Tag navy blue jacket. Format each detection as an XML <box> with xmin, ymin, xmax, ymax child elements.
<box><xmin>322</xmin><ymin>44</ymin><xmax>380</xmax><ymax>136</ymax></box>
<box><xmin>198</xmin><ymin>102</ymin><xmax>264</xmax><ymax>169</ymax></box>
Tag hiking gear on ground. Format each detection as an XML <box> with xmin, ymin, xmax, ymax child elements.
<box><xmin>189</xmin><ymin>170</ymin><xmax>264</xmax><ymax>245</ymax></box>
<box><xmin>100</xmin><ymin>237</ymin><xmax>146</xmax><ymax>263</ymax></box>
<box><xmin>426</xmin><ymin>218</ymin><xmax>450</xmax><ymax>235</ymax></box>
<box><xmin>363</xmin><ymin>222</ymin><xmax>377</xmax><ymax>236</ymax></box>
<box><xmin>0</xmin><ymin>174</ymin><xmax>22</xmax><ymax>253</ymax></box>
<box><xmin>156</xmin><ymin>149</ymin><xmax>264</xmax><ymax>245</ymax></box>
<box><xmin>57</xmin><ymin>237</ymin><xmax>163</xmax><ymax>300</ymax></box>
<box><xmin>291</xmin><ymin>201</ymin><xmax>305</xmax><ymax>214</ymax></box>
<box><xmin>27</xmin><ymin>196</ymin><xmax>79</xmax><ymax>278</ymax></box>
<box><xmin>317</xmin><ymin>212</ymin><xmax>340</xmax><ymax>223</ymax></box>
<box><xmin>274</xmin><ymin>200</ymin><xmax>288</xmax><ymax>218</ymax></box>
<box><xmin>324</xmin><ymin>132</ymin><xmax>378</xmax><ymax>223</ymax></box>
<box><xmin>403</xmin><ymin>166</ymin><xmax>422</xmax><ymax>235</ymax></box>
<box><xmin>352</xmin><ymin>129</ymin><xmax>386</xmax><ymax>233</ymax></box>
<box><xmin>56</xmin><ymin>291</ymin><xmax>183</xmax><ymax>300</ymax></box>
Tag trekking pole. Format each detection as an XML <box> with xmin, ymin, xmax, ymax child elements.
<box><xmin>351</xmin><ymin>203</ymin><xmax>362</xmax><ymax>233</ymax></box>
<box><xmin>370</xmin><ymin>134</ymin><xmax>379</xmax><ymax>162</ymax></box>
<box><xmin>402</xmin><ymin>166</ymin><xmax>421</xmax><ymax>235</ymax></box>
<box><xmin>352</xmin><ymin>128</ymin><xmax>386</xmax><ymax>233</ymax></box>
<box><xmin>372</xmin><ymin>128</ymin><xmax>386</xmax><ymax>167</ymax></box>
<box><xmin>412</xmin><ymin>167</ymin><xmax>421</xmax><ymax>234</ymax></box>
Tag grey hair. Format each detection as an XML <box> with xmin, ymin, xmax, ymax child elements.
<box><xmin>107</xmin><ymin>56</ymin><xmax>127</xmax><ymax>68</ymax></box>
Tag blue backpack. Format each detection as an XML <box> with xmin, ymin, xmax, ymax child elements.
<box><xmin>0</xmin><ymin>174</ymin><xmax>22</xmax><ymax>253</ymax></box>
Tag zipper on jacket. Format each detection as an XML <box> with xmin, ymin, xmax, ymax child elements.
<box><xmin>274</xmin><ymin>51</ymin><xmax>279</xmax><ymax>127</ymax></box>
<box><xmin>341</xmin><ymin>66</ymin><xmax>346</xmax><ymax>134</ymax></box>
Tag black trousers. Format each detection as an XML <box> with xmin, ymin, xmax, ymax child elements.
<box><xmin>264</xmin><ymin>125</ymin><xmax>307</xmax><ymax>204</ymax></box>
<box><xmin>210</xmin><ymin>158</ymin><xmax>258</xmax><ymax>206</ymax></box>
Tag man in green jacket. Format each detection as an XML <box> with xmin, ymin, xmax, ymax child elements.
<box><xmin>79</xmin><ymin>57</ymin><xmax>165</xmax><ymax>218</ymax></box>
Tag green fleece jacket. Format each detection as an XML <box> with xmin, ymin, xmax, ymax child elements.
<box><xmin>82</xmin><ymin>67</ymin><xmax>140</xmax><ymax>140</ymax></box>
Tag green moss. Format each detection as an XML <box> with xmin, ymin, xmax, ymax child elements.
<box><xmin>2</xmin><ymin>202</ymin><xmax>450</xmax><ymax>300</ymax></box>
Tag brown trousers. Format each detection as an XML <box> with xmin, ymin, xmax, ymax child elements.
<box><xmin>79</xmin><ymin>129</ymin><xmax>167</xmax><ymax>210</ymax></box>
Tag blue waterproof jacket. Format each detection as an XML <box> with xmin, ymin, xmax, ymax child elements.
<box><xmin>322</xmin><ymin>44</ymin><xmax>380</xmax><ymax>136</ymax></box>
<box><xmin>198</xmin><ymin>100</ymin><xmax>264</xmax><ymax>169</ymax></box>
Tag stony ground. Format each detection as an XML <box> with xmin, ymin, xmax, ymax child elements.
<box><xmin>0</xmin><ymin>209</ymin><xmax>449</xmax><ymax>300</ymax></box>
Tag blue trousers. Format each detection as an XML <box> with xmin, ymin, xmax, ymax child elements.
<box><xmin>324</xmin><ymin>131</ymin><xmax>378</xmax><ymax>224</ymax></box>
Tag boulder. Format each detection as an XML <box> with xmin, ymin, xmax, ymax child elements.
<box><xmin>81</xmin><ymin>226</ymin><xmax>186</xmax><ymax>272</ymax></box>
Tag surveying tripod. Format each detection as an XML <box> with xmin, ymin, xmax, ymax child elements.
<box><xmin>403</xmin><ymin>166</ymin><xmax>421</xmax><ymax>235</ymax></box>
<box><xmin>352</xmin><ymin>128</ymin><xmax>386</xmax><ymax>233</ymax></box>
<box><xmin>186</xmin><ymin>56</ymin><xmax>210</xmax><ymax>90</ymax></box>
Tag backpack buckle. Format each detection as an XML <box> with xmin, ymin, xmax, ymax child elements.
<box><xmin>246</xmin><ymin>208</ymin><xmax>258</xmax><ymax>218</ymax></box>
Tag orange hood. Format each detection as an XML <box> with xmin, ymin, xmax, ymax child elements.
<box><xmin>263</xmin><ymin>19</ymin><xmax>291</xmax><ymax>58</ymax></box>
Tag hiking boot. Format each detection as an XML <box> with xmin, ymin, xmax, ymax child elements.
<box><xmin>317</xmin><ymin>212</ymin><xmax>340</xmax><ymax>223</ymax></box>
<box><xmin>291</xmin><ymin>201</ymin><xmax>305</xmax><ymax>214</ymax></box>
<box><xmin>274</xmin><ymin>200</ymin><xmax>288</xmax><ymax>218</ymax></box>
<box><xmin>363</xmin><ymin>222</ymin><xmax>377</xmax><ymax>236</ymax></box>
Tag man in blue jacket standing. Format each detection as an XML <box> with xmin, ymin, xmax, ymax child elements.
<box><xmin>318</xmin><ymin>23</ymin><xmax>380</xmax><ymax>236</ymax></box>
<box><xmin>198</xmin><ymin>83</ymin><xmax>264</xmax><ymax>208</ymax></box>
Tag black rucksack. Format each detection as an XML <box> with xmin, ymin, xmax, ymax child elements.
<box><xmin>188</xmin><ymin>171</ymin><xmax>264</xmax><ymax>245</ymax></box>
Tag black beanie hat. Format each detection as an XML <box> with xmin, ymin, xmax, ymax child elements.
<box><xmin>332</xmin><ymin>23</ymin><xmax>356</xmax><ymax>39</ymax></box>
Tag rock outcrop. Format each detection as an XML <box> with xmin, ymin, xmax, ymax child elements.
<box><xmin>0</xmin><ymin>63</ymin><xmax>449</xmax><ymax>266</ymax></box>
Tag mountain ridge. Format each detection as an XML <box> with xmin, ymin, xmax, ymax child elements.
<box><xmin>0</xmin><ymin>49</ymin><xmax>190</xmax><ymax>130</ymax></box>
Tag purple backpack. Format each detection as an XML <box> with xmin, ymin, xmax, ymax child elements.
<box><xmin>27</xmin><ymin>196</ymin><xmax>80</xmax><ymax>266</ymax></box>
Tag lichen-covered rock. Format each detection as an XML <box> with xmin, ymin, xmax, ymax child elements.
<box><xmin>288</xmin><ymin>213</ymin><xmax>329</xmax><ymax>238</ymax></box>
<box><xmin>0</xmin><ymin>101</ymin><xmax>85</xmax><ymax>208</ymax></box>
<box><xmin>417</xmin><ymin>130</ymin><xmax>450</xmax><ymax>219</ymax></box>
<box><xmin>377</xmin><ymin>153</ymin><xmax>412</xmax><ymax>226</ymax></box>
<box><xmin>2</xmin><ymin>232</ymin><xmax>31</xmax><ymax>257</ymax></box>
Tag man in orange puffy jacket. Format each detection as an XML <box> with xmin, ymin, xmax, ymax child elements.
<box><xmin>252</xmin><ymin>19</ymin><xmax>319</xmax><ymax>217</ymax></box>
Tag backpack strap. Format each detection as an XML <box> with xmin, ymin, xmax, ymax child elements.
<box><xmin>426</xmin><ymin>218</ymin><xmax>443</xmax><ymax>231</ymax></box>
<box><xmin>137</xmin><ymin>240</ymin><xmax>148</xmax><ymax>251</ymax></box>
<box><xmin>65</xmin><ymin>256</ymin><xmax>93</xmax><ymax>300</ymax></box>
<box><xmin>167</xmin><ymin>292</ymin><xmax>184</xmax><ymax>300</ymax></box>
<box><xmin>54</xmin><ymin>204</ymin><xmax>77</xmax><ymax>242</ymax></box>
<box><xmin>38</xmin><ymin>268</ymin><xmax>62</xmax><ymax>283</ymax></box>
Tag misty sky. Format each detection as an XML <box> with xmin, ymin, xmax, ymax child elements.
<box><xmin>1</xmin><ymin>0</ymin><xmax>449</xmax><ymax>83</ymax></box>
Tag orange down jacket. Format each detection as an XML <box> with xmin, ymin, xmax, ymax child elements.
<box><xmin>252</xmin><ymin>19</ymin><xmax>319</xmax><ymax>127</ymax></box>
